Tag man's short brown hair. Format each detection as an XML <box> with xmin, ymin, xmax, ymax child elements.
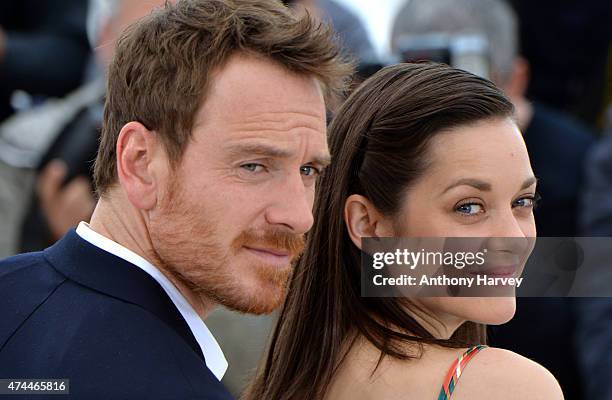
<box><xmin>94</xmin><ymin>0</ymin><xmax>352</xmax><ymax>195</ymax></box>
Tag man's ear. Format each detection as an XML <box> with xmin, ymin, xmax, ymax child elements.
<box><xmin>344</xmin><ymin>194</ymin><xmax>393</xmax><ymax>250</ymax></box>
<box><xmin>116</xmin><ymin>121</ymin><xmax>164</xmax><ymax>210</ymax></box>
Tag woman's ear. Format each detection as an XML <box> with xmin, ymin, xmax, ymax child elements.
<box><xmin>344</xmin><ymin>194</ymin><xmax>393</xmax><ymax>250</ymax></box>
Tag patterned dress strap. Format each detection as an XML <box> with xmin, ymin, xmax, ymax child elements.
<box><xmin>437</xmin><ymin>345</ymin><xmax>488</xmax><ymax>400</ymax></box>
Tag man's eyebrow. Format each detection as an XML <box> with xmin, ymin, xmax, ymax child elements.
<box><xmin>226</xmin><ymin>143</ymin><xmax>294</xmax><ymax>159</ymax></box>
<box><xmin>225</xmin><ymin>143</ymin><xmax>331</xmax><ymax>166</ymax></box>
<box><xmin>442</xmin><ymin>176</ymin><xmax>538</xmax><ymax>195</ymax></box>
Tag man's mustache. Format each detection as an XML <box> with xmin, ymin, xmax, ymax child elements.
<box><xmin>232</xmin><ymin>229</ymin><xmax>305</xmax><ymax>260</ymax></box>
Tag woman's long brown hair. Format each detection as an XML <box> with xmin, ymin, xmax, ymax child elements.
<box><xmin>244</xmin><ymin>63</ymin><xmax>515</xmax><ymax>400</ymax></box>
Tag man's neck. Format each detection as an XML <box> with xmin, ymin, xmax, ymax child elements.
<box><xmin>89</xmin><ymin>192</ymin><xmax>216</xmax><ymax>319</ymax></box>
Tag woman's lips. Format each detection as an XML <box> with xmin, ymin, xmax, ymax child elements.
<box><xmin>468</xmin><ymin>265</ymin><xmax>519</xmax><ymax>278</ymax></box>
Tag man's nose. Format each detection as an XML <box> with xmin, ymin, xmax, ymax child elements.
<box><xmin>264</xmin><ymin>175</ymin><xmax>314</xmax><ymax>234</ymax></box>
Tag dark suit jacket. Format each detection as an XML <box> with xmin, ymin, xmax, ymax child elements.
<box><xmin>0</xmin><ymin>230</ymin><xmax>234</xmax><ymax>399</ymax></box>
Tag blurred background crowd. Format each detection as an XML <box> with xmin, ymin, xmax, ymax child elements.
<box><xmin>0</xmin><ymin>0</ymin><xmax>610</xmax><ymax>398</ymax></box>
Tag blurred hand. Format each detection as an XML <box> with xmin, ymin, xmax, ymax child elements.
<box><xmin>37</xmin><ymin>160</ymin><xmax>96</xmax><ymax>241</ymax></box>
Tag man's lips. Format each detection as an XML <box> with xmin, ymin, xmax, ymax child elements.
<box><xmin>244</xmin><ymin>246</ymin><xmax>290</xmax><ymax>257</ymax></box>
<box><xmin>243</xmin><ymin>246</ymin><xmax>292</xmax><ymax>266</ymax></box>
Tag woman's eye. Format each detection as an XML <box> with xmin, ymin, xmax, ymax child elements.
<box><xmin>514</xmin><ymin>198</ymin><xmax>533</xmax><ymax>207</ymax></box>
<box><xmin>241</xmin><ymin>163</ymin><xmax>265</xmax><ymax>173</ymax></box>
<box><xmin>514</xmin><ymin>194</ymin><xmax>540</xmax><ymax>210</ymax></box>
<box><xmin>456</xmin><ymin>203</ymin><xmax>484</xmax><ymax>216</ymax></box>
<box><xmin>300</xmin><ymin>166</ymin><xmax>320</xmax><ymax>177</ymax></box>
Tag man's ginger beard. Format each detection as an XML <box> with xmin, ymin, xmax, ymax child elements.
<box><xmin>148</xmin><ymin>172</ymin><xmax>305</xmax><ymax>315</ymax></box>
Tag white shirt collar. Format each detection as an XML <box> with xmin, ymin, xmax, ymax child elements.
<box><xmin>75</xmin><ymin>222</ymin><xmax>228</xmax><ymax>381</ymax></box>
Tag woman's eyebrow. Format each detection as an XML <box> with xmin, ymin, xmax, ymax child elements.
<box><xmin>521</xmin><ymin>176</ymin><xmax>538</xmax><ymax>190</ymax></box>
<box><xmin>441</xmin><ymin>176</ymin><xmax>538</xmax><ymax>195</ymax></box>
<box><xmin>442</xmin><ymin>178</ymin><xmax>492</xmax><ymax>194</ymax></box>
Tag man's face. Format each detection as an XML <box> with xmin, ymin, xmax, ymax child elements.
<box><xmin>149</xmin><ymin>54</ymin><xmax>329</xmax><ymax>315</ymax></box>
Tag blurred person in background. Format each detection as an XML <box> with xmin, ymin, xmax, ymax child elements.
<box><xmin>0</xmin><ymin>0</ymin><xmax>153</xmax><ymax>257</ymax></box>
<box><xmin>0</xmin><ymin>0</ymin><xmax>89</xmax><ymax>122</ymax></box>
<box><xmin>18</xmin><ymin>0</ymin><xmax>168</xmax><ymax>254</ymax></box>
<box><xmin>0</xmin><ymin>0</ymin><xmax>351</xmax><ymax>397</ymax></box>
<box><xmin>0</xmin><ymin>0</ymin><xmax>90</xmax><ymax>257</ymax></box>
<box><xmin>391</xmin><ymin>0</ymin><xmax>595</xmax><ymax>398</ymax></box>
<box><xmin>574</xmin><ymin>57</ymin><xmax>612</xmax><ymax>400</ymax></box>
<box><xmin>281</xmin><ymin>0</ymin><xmax>381</xmax><ymax>80</ymax></box>
<box><xmin>509</xmin><ymin>0</ymin><xmax>612</xmax><ymax>131</ymax></box>
<box><xmin>575</xmin><ymin>133</ymin><xmax>612</xmax><ymax>400</ymax></box>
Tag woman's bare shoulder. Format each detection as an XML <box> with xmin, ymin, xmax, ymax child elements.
<box><xmin>452</xmin><ymin>347</ymin><xmax>564</xmax><ymax>400</ymax></box>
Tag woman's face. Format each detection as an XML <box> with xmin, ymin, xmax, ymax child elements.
<box><xmin>393</xmin><ymin>117</ymin><xmax>537</xmax><ymax>331</ymax></box>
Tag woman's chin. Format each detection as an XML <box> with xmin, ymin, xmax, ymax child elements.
<box><xmin>470</xmin><ymin>297</ymin><xmax>517</xmax><ymax>325</ymax></box>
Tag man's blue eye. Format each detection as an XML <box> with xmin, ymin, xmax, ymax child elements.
<box><xmin>300</xmin><ymin>166</ymin><xmax>320</xmax><ymax>177</ymax></box>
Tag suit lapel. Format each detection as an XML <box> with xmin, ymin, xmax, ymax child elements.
<box><xmin>44</xmin><ymin>230</ymin><xmax>205</xmax><ymax>361</ymax></box>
